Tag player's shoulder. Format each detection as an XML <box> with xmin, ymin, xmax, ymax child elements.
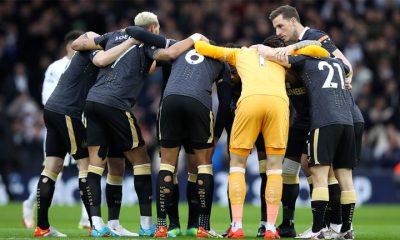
<box><xmin>303</xmin><ymin>27</ymin><xmax>328</xmax><ymax>41</ymax></box>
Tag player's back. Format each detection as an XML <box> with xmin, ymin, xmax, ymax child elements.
<box><xmin>235</xmin><ymin>48</ymin><xmax>287</xmax><ymax>104</ymax></box>
<box><xmin>163</xmin><ymin>48</ymin><xmax>225</xmax><ymax>110</ymax></box>
<box><xmin>289</xmin><ymin>55</ymin><xmax>352</xmax><ymax>130</ymax></box>
<box><xmin>46</xmin><ymin>51</ymin><xmax>98</xmax><ymax>118</ymax></box>
<box><xmin>87</xmin><ymin>31</ymin><xmax>154</xmax><ymax>111</ymax></box>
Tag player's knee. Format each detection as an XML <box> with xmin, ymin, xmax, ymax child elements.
<box><xmin>282</xmin><ymin>158</ymin><xmax>301</xmax><ymax>184</ymax></box>
<box><xmin>133</xmin><ymin>163</ymin><xmax>151</xmax><ymax>176</ymax></box>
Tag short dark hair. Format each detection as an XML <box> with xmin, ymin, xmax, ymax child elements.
<box><xmin>64</xmin><ymin>30</ymin><xmax>84</xmax><ymax>44</ymax></box>
<box><xmin>269</xmin><ymin>5</ymin><xmax>300</xmax><ymax>22</ymax></box>
<box><xmin>262</xmin><ymin>35</ymin><xmax>286</xmax><ymax>48</ymax></box>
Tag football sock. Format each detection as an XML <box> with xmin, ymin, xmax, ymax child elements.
<box><xmin>168</xmin><ymin>174</ymin><xmax>180</xmax><ymax>228</ymax></box>
<box><xmin>340</xmin><ymin>191</ymin><xmax>356</xmax><ymax>233</ymax></box>
<box><xmin>259</xmin><ymin>159</ymin><xmax>267</xmax><ymax>222</ymax></box>
<box><xmin>156</xmin><ymin>164</ymin><xmax>175</xmax><ymax>228</ymax></box>
<box><xmin>133</xmin><ymin>163</ymin><xmax>153</xmax><ymax>227</ymax></box>
<box><xmin>78</xmin><ymin>170</ymin><xmax>92</xmax><ymax>227</ymax></box>
<box><xmin>106</xmin><ymin>174</ymin><xmax>123</xmax><ymax>221</ymax></box>
<box><xmin>186</xmin><ymin>173</ymin><xmax>198</xmax><ymax>229</ymax></box>
<box><xmin>311</xmin><ymin>187</ymin><xmax>329</xmax><ymax>233</ymax></box>
<box><xmin>265</xmin><ymin>170</ymin><xmax>282</xmax><ymax>227</ymax></box>
<box><xmin>37</xmin><ymin>170</ymin><xmax>58</xmax><ymax>230</ymax></box>
<box><xmin>228</xmin><ymin>167</ymin><xmax>246</xmax><ymax>229</ymax></box>
<box><xmin>87</xmin><ymin>165</ymin><xmax>104</xmax><ymax>225</ymax></box>
<box><xmin>197</xmin><ymin>165</ymin><xmax>214</xmax><ymax>231</ymax></box>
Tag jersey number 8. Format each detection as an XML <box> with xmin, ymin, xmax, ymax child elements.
<box><xmin>185</xmin><ymin>49</ymin><xmax>205</xmax><ymax>65</ymax></box>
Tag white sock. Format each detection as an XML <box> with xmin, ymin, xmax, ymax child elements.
<box><xmin>266</xmin><ymin>223</ymin><xmax>276</xmax><ymax>233</ymax></box>
<box><xmin>80</xmin><ymin>202</ymin><xmax>88</xmax><ymax>220</ymax></box>
<box><xmin>330</xmin><ymin>223</ymin><xmax>342</xmax><ymax>233</ymax></box>
<box><xmin>92</xmin><ymin>216</ymin><xmax>105</xmax><ymax>230</ymax></box>
<box><xmin>231</xmin><ymin>221</ymin><xmax>243</xmax><ymax>231</ymax></box>
<box><xmin>140</xmin><ymin>216</ymin><xmax>153</xmax><ymax>229</ymax></box>
<box><xmin>260</xmin><ymin>221</ymin><xmax>267</xmax><ymax>227</ymax></box>
<box><xmin>26</xmin><ymin>182</ymin><xmax>38</xmax><ymax>207</ymax></box>
<box><xmin>108</xmin><ymin>219</ymin><xmax>120</xmax><ymax>228</ymax></box>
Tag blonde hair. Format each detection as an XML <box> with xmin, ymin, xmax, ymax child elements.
<box><xmin>134</xmin><ymin>11</ymin><xmax>159</xmax><ymax>27</ymax></box>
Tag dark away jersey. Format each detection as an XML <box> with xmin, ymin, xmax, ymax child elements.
<box><xmin>163</xmin><ymin>48</ymin><xmax>230</xmax><ymax>110</ymax></box>
<box><xmin>285</xmin><ymin>76</ymin><xmax>311</xmax><ymax>130</ymax></box>
<box><xmin>86</xmin><ymin>31</ymin><xmax>154</xmax><ymax>111</ymax></box>
<box><xmin>45</xmin><ymin>51</ymin><xmax>98</xmax><ymax>118</ymax></box>
<box><xmin>288</xmin><ymin>55</ymin><xmax>353</xmax><ymax>130</ymax></box>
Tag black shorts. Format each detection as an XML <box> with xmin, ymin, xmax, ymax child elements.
<box><xmin>308</xmin><ymin>124</ymin><xmax>356</xmax><ymax>169</ymax></box>
<box><xmin>255</xmin><ymin>133</ymin><xmax>266</xmax><ymax>154</ymax></box>
<box><xmin>159</xmin><ymin>95</ymin><xmax>213</xmax><ymax>149</ymax></box>
<box><xmin>43</xmin><ymin>109</ymin><xmax>88</xmax><ymax>160</ymax></box>
<box><xmin>285</xmin><ymin>127</ymin><xmax>309</xmax><ymax>160</ymax></box>
<box><xmin>157</xmin><ymin>104</ymin><xmax>195</xmax><ymax>154</ymax></box>
<box><xmin>354</xmin><ymin>122</ymin><xmax>364</xmax><ymax>161</ymax></box>
<box><xmin>84</xmin><ymin>101</ymin><xmax>145</xmax><ymax>159</ymax></box>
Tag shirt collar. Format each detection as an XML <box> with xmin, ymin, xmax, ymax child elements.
<box><xmin>298</xmin><ymin>26</ymin><xmax>310</xmax><ymax>40</ymax></box>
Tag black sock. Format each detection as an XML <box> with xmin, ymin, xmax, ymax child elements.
<box><xmin>168</xmin><ymin>183</ymin><xmax>180</xmax><ymax>228</ymax></box>
<box><xmin>106</xmin><ymin>183</ymin><xmax>122</xmax><ymax>221</ymax></box>
<box><xmin>79</xmin><ymin>177</ymin><xmax>92</xmax><ymax>227</ymax></box>
<box><xmin>186</xmin><ymin>180</ymin><xmax>198</xmax><ymax>229</ymax></box>
<box><xmin>282</xmin><ymin>183</ymin><xmax>299</xmax><ymax>226</ymax></box>
<box><xmin>327</xmin><ymin>184</ymin><xmax>342</xmax><ymax>226</ymax></box>
<box><xmin>134</xmin><ymin>174</ymin><xmax>153</xmax><ymax>217</ymax></box>
<box><xmin>309</xmin><ymin>184</ymin><xmax>313</xmax><ymax>198</ymax></box>
<box><xmin>311</xmin><ymin>200</ymin><xmax>328</xmax><ymax>233</ymax></box>
<box><xmin>341</xmin><ymin>203</ymin><xmax>355</xmax><ymax>233</ymax></box>
<box><xmin>156</xmin><ymin>170</ymin><xmax>174</xmax><ymax>227</ymax></box>
<box><xmin>260</xmin><ymin>173</ymin><xmax>267</xmax><ymax>222</ymax></box>
<box><xmin>197</xmin><ymin>173</ymin><xmax>214</xmax><ymax>231</ymax></box>
<box><xmin>37</xmin><ymin>175</ymin><xmax>56</xmax><ymax>229</ymax></box>
<box><xmin>87</xmin><ymin>172</ymin><xmax>102</xmax><ymax>217</ymax></box>
<box><xmin>227</xmin><ymin>183</ymin><xmax>232</xmax><ymax>223</ymax></box>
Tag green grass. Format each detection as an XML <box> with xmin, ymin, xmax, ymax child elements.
<box><xmin>0</xmin><ymin>203</ymin><xmax>399</xmax><ymax>239</ymax></box>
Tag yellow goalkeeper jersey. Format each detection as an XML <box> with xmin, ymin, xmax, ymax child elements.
<box><xmin>195</xmin><ymin>41</ymin><xmax>288</xmax><ymax>105</ymax></box>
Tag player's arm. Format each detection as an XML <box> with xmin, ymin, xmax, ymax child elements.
<box><xmin>194</xmin><ymin>40</ymin><xmax>238</xmax><ymax>66</ymax></box>
<box><xmin>71</xmin><ymin>31</ymin><xmax>103</xmax><ymax>51</ymax></box>
<box><xmin>214</xmin><ymin>64</ymin><xmax>232</xmax><ymax>141</ymax></box>
<box><xmin>92</xmin><ymin>37</ymin><xmax>137</xmax><ymax>67</ymax></box>
<box><xmin>125</xmin><ymin>26</ymin><xmax>169</xmax><ymax>48</ymax></box>
<box><xmin>332</xmin><ymin>48</ymin><xmax>353</xmax><ymax>87</ymax></box>
<box><xmin>151</xmin><ymin>34</ymin><xmax>208</xmax><ymax>61</ymax></box>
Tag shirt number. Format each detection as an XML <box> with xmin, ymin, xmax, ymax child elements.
<box><xmin>318</xmin><ymin>61</ymin><xmax>345</xmax><ymax>89</ymax></box>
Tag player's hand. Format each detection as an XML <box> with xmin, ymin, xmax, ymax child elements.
<box><xmin>200</xmin><ymin>34</ymin><xmax>210</xmax><ymax>43</ymax></box>
<box><xmin>128</xmin><ymin>37</ymin><xmax>140</xmax><ymax>45</ymax></box>
<box><xmin>345</xmin><ymin>82</ymin><xmax>352</xmax><ymax>90</ymax></box>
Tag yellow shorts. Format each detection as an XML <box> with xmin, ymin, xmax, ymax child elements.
<box><xmin>229</xmin><ymin>95</ymin><xmax>289</xmax><ymax>157</ymax></box>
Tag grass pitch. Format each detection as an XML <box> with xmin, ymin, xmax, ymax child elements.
<box><xmin>0</xmin><ymin>203</ymin><xmax>399</xmax><ymax>239</ymax></box>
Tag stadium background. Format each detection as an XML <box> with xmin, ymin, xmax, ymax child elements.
<box><xmin>0</xmin><ymin>0</ymin><xmax>400</xmax><ymax>207</ymax></box>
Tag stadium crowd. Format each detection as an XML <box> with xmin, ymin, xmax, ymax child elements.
<box><xmin>1</xmin><ymin>0</ymin><xmax>400</xmax><ymax>176</ymax></box>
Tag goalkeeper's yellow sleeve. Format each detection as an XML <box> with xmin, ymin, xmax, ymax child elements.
<box><xmin>194</xmin><ymin>40</ymin><xmax>238</xmax><ymax>66</ymax></box>
<box><xmin>292</xmin><ymin>45</ymin><xmax>330</xmax><ymax>58</ymax></box>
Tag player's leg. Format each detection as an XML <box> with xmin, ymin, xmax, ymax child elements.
<box><xmin>299</xmin><ymin>125</ymin><xmax>341</xmax><ymax>239</ymax></box>
<box><xmin>84</xmin><ymin>101</ymin><xmax>118</xmax><ymax>237</ymax></box>
<box><xmin>226</xmin><ymin>96</ymin><xmax>264</xmax><ymax>238</ymax></box>
<box><xmin>105</xmin><ymin>157</ymin><xmax>138</xmax><ymax>236</ymax></box>
<box><xmin>75</xmin><ymin>157</ymin><xmax>92</xmax><ymax>230</ymax></box>
<box><xmin>167</xmin><ymin>154</ymin><xmax>181</xmax><ymax>236</ymax></box>
<box><xmin>324</xmin><ymin>167</ymin><xmax>342</xmax><ymax>238</ymax></box>
<box><xmin>277</xmin><ymin>128</ymin><xmax>306</xmax><ymax>238</ymax></box>
<box><xmin>185</xmin><ymin>97</ymin><xmax>219</xmax><ymax>238</ymax></box>
<box><xmin>334</xmin><ymin>125</ymin><xmax>357</xmax><ymax>239</ymax></box>
<box><xmin>261</xmin><ymin>96</ymin><xmax>289</xmax><ymax>239</ymax></box>
<box><xmin>255</xmin><ymin>135</ymin><xmax>267</xmax><ymax>237</ymax></box>
<box><xmin>153</xmin><ymin>95</ymin><xmax>183</xmax><ymax>237</ymax></box>
<box><xmin>35</xmin><ymin>110</ymin><xmax>73</xmax><ymax>237</ymax></box>
<box><xmin>186</xmin><ymin>153</ymin><xmax>199</xmax><ymax>236</ymax></box>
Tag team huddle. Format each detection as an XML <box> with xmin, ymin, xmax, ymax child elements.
<box><xmin>28</xmin><ymin>5</ymin><xmax>362</xmax><ymax>240</ymax></box>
